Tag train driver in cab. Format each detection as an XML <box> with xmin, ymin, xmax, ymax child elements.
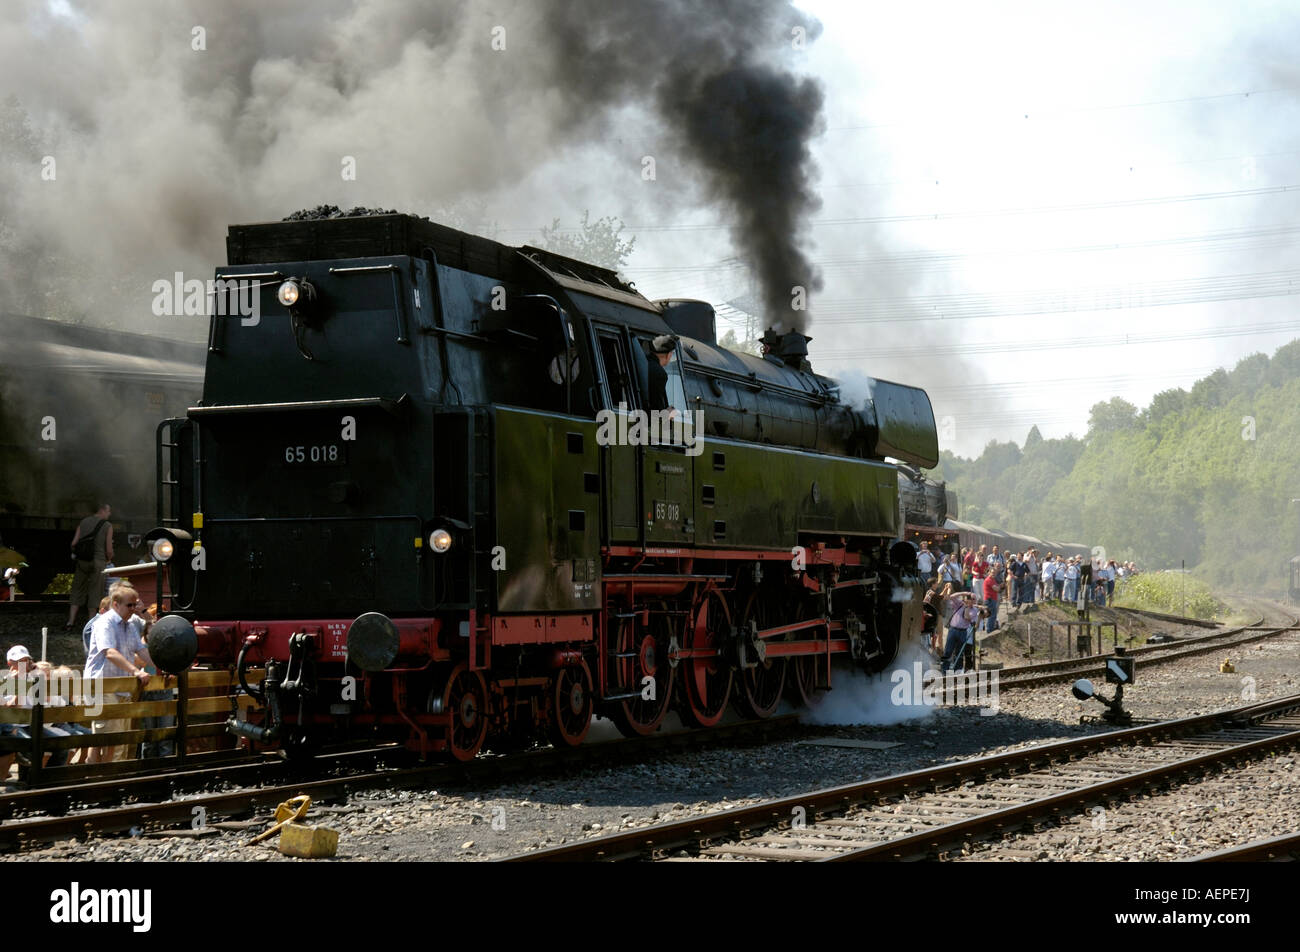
<box><xmin>646</xmin><ymin>334</ymin><xmax>678</xmax><ymax>416</ymax></box>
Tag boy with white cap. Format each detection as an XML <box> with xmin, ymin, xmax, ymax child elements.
<box><xmin>3</xmin><ymin>645</ymin><xmax>72</xmax><ymax>774</ymax></box>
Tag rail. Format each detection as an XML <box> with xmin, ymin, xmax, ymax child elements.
<box><xmin>499</xmin><ymin>693</ymin><xmax>1300</xmax><ymax>861</ymax></box>
<box><xmin>0</xmin><ymin>714</ymin><xmax>802</xmax><ymax>851</ymax></box>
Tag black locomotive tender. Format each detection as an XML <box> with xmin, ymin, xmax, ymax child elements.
<box><xmin>146</xmin><ymin>214</ymin><xmax>939</xmax><ymax>759</ymax></box>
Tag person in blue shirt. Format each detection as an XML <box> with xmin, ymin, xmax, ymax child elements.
<box><xmin>82</xmin><ymin>596</ymin><xmax>111</xmax><ymax>658</ymax></box>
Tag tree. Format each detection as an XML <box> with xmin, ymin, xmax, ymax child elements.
<box><xmin>424</xmin><ymin>199</ymin><xmax>500</xmax><ymax>240</ymax></box>
<box><xmin>1087</xmin><ymin>397</ymin><xmax>1138</xmax><ymax>440</ymax></box>
<box><xmin>1024</xmin><ymin>425</ymin><xmax>1043</xmax><ymax>449</ymax></box>
<box><xmin>718</xmin><ymin>328</ymin><xmax>760</xmax><ymax>356</ymax></box>
<box><xmin>1226</xmin><ymin>352</ymin><xmax>1269</xmax><ymax>398</ymax></box>
<box><xmin>973</xmin><ymin>439</ymin><xmax>1021</xmax><ymax>480</ymax></box>
<box><xmin>1265</xmin><ymin>339</ymin><xmax>1300</xmax><ymax>389</ymax></box>
<box><xmin>939</xmin><ymin>339</ymin><xmax>1300</xmax><ymax>584</ymax></box>
<box><xmin>1189</xmin><ymin>368</ymin><xmax>1230</xmax><ymax>410</ymax></box>
<box><xmin>537</xmin><ymin>211</ymin><xmax>636</xmax><ymax>271</ymax></box>
<box><xmin>1143</xmin><ymin>387</ymin><xmax>1188</xmax><ymax>428</ymax></box>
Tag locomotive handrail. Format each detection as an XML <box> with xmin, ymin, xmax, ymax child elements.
<box><xmin>187</xmin><ymin>394</ymin><xmax>409</xmax><ymax>417</ymax></box>
<box><xmin>328</xmin><ymin>264</ymin><xmax>398</xmax><ymax>273</ymax></box>
<box><xmin>519</xmin><ymin>293</ymin><xmax>573</xmax><ymax>415</ymax></box>
<box><xmin>602</xmin><ymin>573</ymin><xmax>730</xmax><ymax>582</ymax></box>
<box><xmin>686</xmin><ymin>361</ymin><xmax>833</xmax><ymax>405</ymax></box>
<box><xmin>327</xmin><ymin>262</ymin><xmax>409</xmax><ymax>344</ymax></box>
<box><xmin>212</xmin><ymin>269</ymin><xmax>285</xmax><ymax>281</ymax></box>
<box><xmin>198</xmin><ymin>513</ymin><xmax>422</xmax><ymax>526</ymax></box>
<box><xmin>417</xmin><ymin>325</ymin><xmax>498</xmax><ymax>345</ymax></box>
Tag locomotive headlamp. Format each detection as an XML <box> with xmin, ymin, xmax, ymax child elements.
<box><xmin>430</xmin><ymin>529</ymin><xmax>453</xmax><ymax>554</ymax></box>
<box><xmin>277</xmin><ymin>279</ymin><xmax>301</xmax><ymax>307</ymax></box>
<box><xmin>144</xmin><ymin>527</ymin><xmax>192</xmax><ymax>564</ymax></box>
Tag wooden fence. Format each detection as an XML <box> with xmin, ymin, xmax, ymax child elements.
<box><xmin>1</xmin><ymin>669</ymin><xmax>264</xmax><ymax>785</ymax></box>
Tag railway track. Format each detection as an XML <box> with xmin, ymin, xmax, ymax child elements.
<box><xmin>8</xmin><ymin>610</ymin><xmax>1294</xmax><ymax>793</ymax></box>
<box><xmin>988</xmin><ymin>612</ymin><xmax>1296</xmax><ymax>691</ymax></box>
<box><xmin>1112</xmin><ymin>606</ymin><xmax>1220</xmax><ymax>628</ymax></box>
<box><xmin>1191</xmin><ymin>831</ymin><xmax>1300</xmax><ymax>862</ymax></box>
<box><xmin>5</xmin><ymin>599</ymin><xmax>1294</xmax><ymax>854</ymax></box>
<box><xmin>0</xmin><ymin>714</ymin><xmax>800</xmax><ymax>852</ymax></box>
<box><xmin>501</xmin><ymin>693</ymin><xmax>1300</xmax><ymax>861</ymax></box>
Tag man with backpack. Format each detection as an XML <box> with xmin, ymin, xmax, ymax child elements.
<box><xmin>66</xmin><ymin>503</ymin><xmax>112</xmax><ymax>631</ymax></box>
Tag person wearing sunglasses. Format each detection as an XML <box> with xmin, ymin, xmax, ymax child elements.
<box><xmin>83</xmin><ymin>584</ymin><xmax>154</xmax><ymax>763</ymax></box>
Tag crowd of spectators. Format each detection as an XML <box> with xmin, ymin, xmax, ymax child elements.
<box><xmin>3</xmin><ymin>582</ymin><xmax>169</xmax><ymax>784</ymax></box>
<box><xmin>916</xmin><ymin>540</ymin><xmax>1140</xmax><ymax>672</ymax></box>
<box><xmin>2</xmin><ymin>506</ymin><xmax>179</xmax><ymax>784</ymax></box>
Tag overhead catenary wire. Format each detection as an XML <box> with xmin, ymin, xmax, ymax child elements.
<box><xmin>822</xmin><ymin>84</ymin><xmax>1300</xmax><ymax>133</ymax></box>
<box><xmin>924</xmin><ymin>367</ymin><xmax>1221</xmax><ymax>400</ymax></box>
<box><xmin>806</xmin><ymin>267</ymin><xmax>1300</xmax><ymax>324</ymax></box>
<box><xmin>813</xmin><ymin>318</ymin><xmax>1300</xmax><ymax>362</ymax></box>
<box><xmin>630</xmin><ymin>223</ymin><xmax>1300</xmax><ymax>278</ymax></box>
<box><xmin>489</xmin><ymin>183</ymin><xmax>1300</xmax><ymax>237</ymax></box>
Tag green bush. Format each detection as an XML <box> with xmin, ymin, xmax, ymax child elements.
<box><xmin>22</xmin><ymin>573</ymin><xmax>74</xmax><ymax>596</ymax></box>
<box><xmin>1112</xmin><ymin>572</ymin><xmax>1223</xmax><ymax>620</ymax></box>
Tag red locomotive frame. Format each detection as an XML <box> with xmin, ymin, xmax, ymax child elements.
<box><xmin>186</xmin><ymin>537</ymin><xmax>898</xmax><ymax>761</ymax></box>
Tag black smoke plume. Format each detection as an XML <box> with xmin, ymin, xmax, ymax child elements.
<box><xmin>0</xmin><ymin>1</ymin><xmax>824</xmax><ymax>333</ymax></box>
<box><xmin>532</xmin><ymin>0</ymin><xmax>826</xmax><ymax>332</ymax></box>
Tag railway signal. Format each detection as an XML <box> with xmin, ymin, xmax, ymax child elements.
<box><xmin>1072</xmin><ymin>646</ymin><xmax>1135</xmax><ymax>725</ymax></box>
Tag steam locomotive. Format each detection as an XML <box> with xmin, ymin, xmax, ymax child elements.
<box><xmin>146</xmin><ymin>213</ymin><xmax>939</xmax><ymax>759</ymax></box>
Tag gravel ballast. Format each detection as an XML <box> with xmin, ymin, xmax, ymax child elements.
<box><xmin>4</xmin><ymin>606</ymin><xmax>1297</xmax><ymax>862</ymax></box>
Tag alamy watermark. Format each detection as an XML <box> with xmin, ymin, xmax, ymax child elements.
<box><xmin>2</xmin><ymin>670</ymin><xmax>104</xmax><ymax>717</ymax></box>
<box><xmin>595</xmin><ymin>403</ymin><xmax>704</xmax><ymax>457</ymax></box>
<box><xmin>889</xmin><ymin>661</ymin><xmax>1000</xmax><ymax>715</ymax></box>
<box><xmin>151</xmin><ymin>273</ymin><xmax>261</xmax><ymax>326</ymax></box>
<box><xmin>49</xmin><ymin>882</ymin><xmax>150</xmax><ymax>932</ymax></box>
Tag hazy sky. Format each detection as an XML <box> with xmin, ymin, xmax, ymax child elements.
<box><xmin>616</xmin><ymin>0</ymin><xmax>1300</xmax><ymax>456</ymax></box>
<box><xmin>10</xmin><ymin>0</ymin><xmax>1300</xmax><ymax>459</ymax></box>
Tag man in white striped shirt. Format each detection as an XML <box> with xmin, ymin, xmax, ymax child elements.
<box><xmin>1063</xmin><ymin>558</ymin><xmax>1081</xmax><ymax>603</ymax></box>
<box><xmin>84</xmin><ymin>585</ymin><xmax>154</xmax><ymax>763</ymax></box>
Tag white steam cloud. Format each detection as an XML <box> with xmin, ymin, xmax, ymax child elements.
<box><xmin>801</xmin><ymin>636</ymin><xmax>936</xmax><ymax>726</ymax></box>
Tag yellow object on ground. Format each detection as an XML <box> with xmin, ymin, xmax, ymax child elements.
<box><xmin>246</xmin><ymin>794</ymin><xmax>340</xmax><ymax>857</ymax></box>
<box><xmin>278</xmin><ymin>822</ymin><xmax>340</xmax><ymax>858</ymax></box>
<box><xmin>249</xmin><ymin>794</ymin><xmax>311</xmax><ymax>845</ymax></box>
<box><xmin>274</xmin><ymin>796</ymin><xmax>311</xmax><ymax>824</ymax></box>
<box><xmin>1219</xmin><ymin>658</ymin><xmax>1235</xmax><ymax>673</ymax></box>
